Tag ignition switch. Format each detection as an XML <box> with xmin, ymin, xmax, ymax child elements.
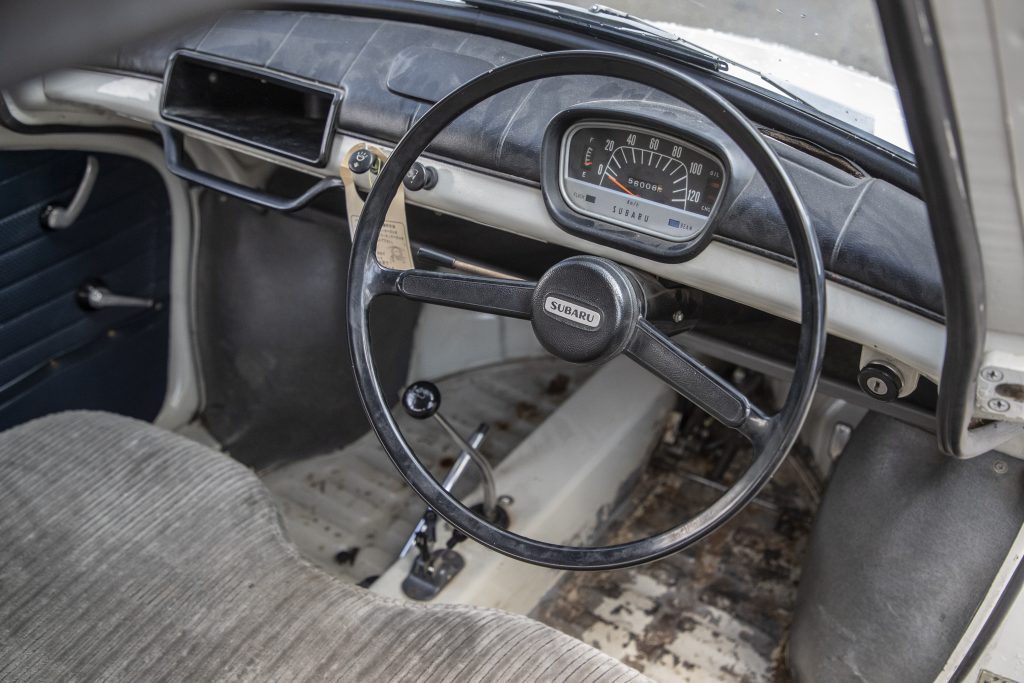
<box><xmin>857</xmin><ymin>361</ymin><xmax>903</xmax><ymax>402</ymax></box>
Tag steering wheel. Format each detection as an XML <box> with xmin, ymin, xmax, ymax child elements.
<box><xmin>348</xmin><ymin>51</ymin><xmax>826</xmax><ymax>570</ymax></box>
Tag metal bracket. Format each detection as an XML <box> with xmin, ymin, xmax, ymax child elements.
<box><xmin>976</xmin><ymin>351</ymin><xmax>1024</xmax><ymax>422</ymax></box>
<box><xmin>401</xmin><ymin>548</ymin><xmax>465</xmax><ymax>601</ymax></box>
<box><xmin>156</xmin><ymin>123</ymin><xmax>344</xmax><ymax>212</ymax></box>
<box><xmin>41</xmin><ymin>155</ymin><xmax>99</xmax><ymax>229</ymax></box>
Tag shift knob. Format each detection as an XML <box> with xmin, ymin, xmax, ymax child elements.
<box><xmin>403</xmin><ymin>381</ymin><xmax>441</xmax><ymax>419</ymax></box>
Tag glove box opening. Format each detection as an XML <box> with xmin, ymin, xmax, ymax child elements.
<box><xmin>160</xmin><ymin>51</ymin><xmax>340</xmax><ymax>167</ymax></box>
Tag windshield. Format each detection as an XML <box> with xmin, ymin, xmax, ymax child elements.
<box><xmin>539</xmin><ymin>1</ymin><xmax>909</xmax><ymax>150</ymax></box>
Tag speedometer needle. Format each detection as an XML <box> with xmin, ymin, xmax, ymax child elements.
<box><xmin>606</xmin><ymin>175</ymin><xmax>637</xmax><ymax>196</ymax></box>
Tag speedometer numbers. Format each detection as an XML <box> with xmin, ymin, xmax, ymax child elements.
<box><xmin>560</xmin><ymin>123</ymin><xmax>726</xmax><ymax>242</ymax></box>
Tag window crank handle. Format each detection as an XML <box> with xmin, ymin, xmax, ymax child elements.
<box><xmin>78</xmin><ymin>283</ymin><xmax>158</xmax><ymax>311</ymax></box>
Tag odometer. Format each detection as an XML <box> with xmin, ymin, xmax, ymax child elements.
<box><xmin>559</xmin><ymin>122</ymin><xmax>726</xmax><ymax>242</ymax></box>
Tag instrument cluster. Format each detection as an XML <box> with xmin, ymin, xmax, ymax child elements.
<box><xmin>541</xmin><ymin>107</ymin><xmax>739</xmax><ymax>263</ymax></box>
<box><xmin>560</xmin><ymin>122</ymin><xmax>726</xmax><ymax>242</ymax></box>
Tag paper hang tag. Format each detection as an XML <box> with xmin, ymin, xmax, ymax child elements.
<box><xmin>339</xmin><ymin>143</ymin><xmax>415</xmax><ymax>271</ymax></box>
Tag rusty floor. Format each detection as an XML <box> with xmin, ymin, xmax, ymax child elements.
<box><xmin>531</xmin><ymin>390</ymin><xmax>819</xmax><ymax>683</ymax></box>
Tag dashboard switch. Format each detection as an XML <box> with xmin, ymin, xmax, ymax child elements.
<box><xmin>348</xmin><ymin>148</ymin><xmax>380</xmax><ymax>175</ymax></box>
<box><xmin>403</xmin><ymin>162</ymin><xmax>438</xmax><ymax>191</ymax></box>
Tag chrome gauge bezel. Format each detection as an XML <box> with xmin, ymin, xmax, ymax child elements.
<box><xmin>557</xmin><ymin>120</ymin><xmax>728</xmax><ymax>243</ymax></box>
<box><xmin>540</xmin><ymin>105</ymin><xmax>746</xmax><ymax>263</ymax></box>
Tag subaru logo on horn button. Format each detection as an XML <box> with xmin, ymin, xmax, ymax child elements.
<box><xmin>544</xmin><ymin>295</ymin><xmax>602</xmax><ymax>329</ymax></box>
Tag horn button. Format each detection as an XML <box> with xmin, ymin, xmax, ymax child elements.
<box><xmin>531</xmin><ymin>256</ymin><xmax>643</xmax><ymax>363</ymax></box>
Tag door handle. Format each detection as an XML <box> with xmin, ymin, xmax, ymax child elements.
<box><xmin>42</xmin><ymin>155</ymin><xmax>99</xmax><ymax>229</ymax></box>
<box><xmin>77</xmin><ymin>283</ymin><xmax>159</xmax><ymax>311</ymax></box>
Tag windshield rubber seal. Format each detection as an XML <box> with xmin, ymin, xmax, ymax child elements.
<box><xmin>875</xmin><ymin>0</ymin><xmax>994</xmax><ymax>460</ymax></box>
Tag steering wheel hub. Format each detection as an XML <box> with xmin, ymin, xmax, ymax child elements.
<box><xmin>531</xmin><ymin>256</ymin><xmax>642</xmax><ymax>363</ymax></box>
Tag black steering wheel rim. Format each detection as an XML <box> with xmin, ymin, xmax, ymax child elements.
<box><xmin>348</xmin><ymin>50</ymin><xmax>826</xmax><ymax>570</ymax></box>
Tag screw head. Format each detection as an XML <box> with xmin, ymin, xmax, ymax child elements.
<box><xmin>988</xmin><ymin>398</ymin><xmax>1011</xmax><ymax>413</ymax></box>
<box><xmin>994</xmin><ymin>460</ymin><xmax>1009</xmax><ymax>475</ymax></box>
<box><xmin>981</xmin><ymin>367</ymin><xmax>1004</xmax><ymax>382</ymax></box>
<box><xmin>672</xmin><ymin>310</ymin><xmax>685</xmax><ymax>323</ymax></box>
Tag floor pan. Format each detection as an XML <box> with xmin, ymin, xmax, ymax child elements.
<box><xmin>531</xmin><ymin>401</ymin><xmax>819</xmax><ymax>683</ymax></box>
<box><xmin>261</xmin><ymin>357</ymin><xmax>592</xmax><ymax>585</ymax></box>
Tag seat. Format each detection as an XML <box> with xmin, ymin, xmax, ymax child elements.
<box><xmin>0</xmin><ymin>411</ymin><xmax>645</xmax><ymax>682</ymax></box>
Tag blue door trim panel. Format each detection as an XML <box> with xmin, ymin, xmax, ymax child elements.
<box><xmin>0</xmin><ymin>149</ymin><xmax>171</xmax><ymax>429</ymax></box>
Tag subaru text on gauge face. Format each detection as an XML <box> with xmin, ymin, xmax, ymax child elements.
<box><xmin>1</xmin><ymin>1</ymin><xmax>1022</xmax><ymax>682</ymax></box>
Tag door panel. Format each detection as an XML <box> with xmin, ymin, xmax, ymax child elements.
<box><xmin>0</xmin><ymin>149</ymin><xmax>172</xmax><ymax>429</ymax></box>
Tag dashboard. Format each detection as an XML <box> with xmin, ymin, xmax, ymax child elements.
<box><xmin>58</xmin><ymin>8</ymin><xmax>941</xmax><ymax>325</ymax></box>
<box><xmin>1</xmin><ymin>9</ymin><xmax>948</xmax><ymax>401</ymax></box>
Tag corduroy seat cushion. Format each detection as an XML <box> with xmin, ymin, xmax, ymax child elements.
<box><xmin>0</xmin><ymin>411</ymin><xmax>645</xmax><ymax>682</ymax></box>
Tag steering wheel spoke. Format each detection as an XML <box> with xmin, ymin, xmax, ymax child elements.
<box><xmin>389</xmin><ymin>268</ymin><xmax>536</xmax><ymax>319</ymax></box>
<box><xmin>626</xmin><ymin>320</ymin><xmax>771</xmax><ymax>443</ymax></box>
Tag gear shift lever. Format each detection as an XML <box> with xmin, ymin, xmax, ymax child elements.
<box><xmin>399</xmin><ymin>423</ymin><xmax>488</xmax><ymax>559</ymax></box>
<box><xmin>398</xmin><ymin>381</ymin><xmax>506</xmax><ymax>600</ymax></box>
<box><xmin>402</xmin><ymin>381</ymin><xmax>498</xmax><ymax>521</ymax></box>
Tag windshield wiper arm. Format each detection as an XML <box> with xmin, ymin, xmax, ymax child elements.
<box><xmin>463</xmin><ymin>0</ymin><xmax>728</xmax><ymax>72</ymax></box>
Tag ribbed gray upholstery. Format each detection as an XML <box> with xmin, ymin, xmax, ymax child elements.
<box><xmin>0</xmin><ymin>411</ymin><xmax>644</xmax><ymax>682</ymax></box>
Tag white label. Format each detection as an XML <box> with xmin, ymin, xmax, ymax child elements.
<box><xmin>544</xmin><ymin>296</ymin><xmax>601</xmax><ymax>329</ymax></box>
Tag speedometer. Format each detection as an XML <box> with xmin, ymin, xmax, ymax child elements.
<box><xmin>559</xmin><ymin>122</ymin><xmax>726</xmax><ymax>242</ymax></box>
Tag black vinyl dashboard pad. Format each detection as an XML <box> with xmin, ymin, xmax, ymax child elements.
<box><xmin>109</xmin><ymin>10</ymin><xmax>941</xmax><ymax>320</ymax></box>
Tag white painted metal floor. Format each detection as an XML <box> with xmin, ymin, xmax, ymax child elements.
<box><xmin>261</xmin><ymin>358</ymin><xmax>592</xmax><ymax>585</ymax></box>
